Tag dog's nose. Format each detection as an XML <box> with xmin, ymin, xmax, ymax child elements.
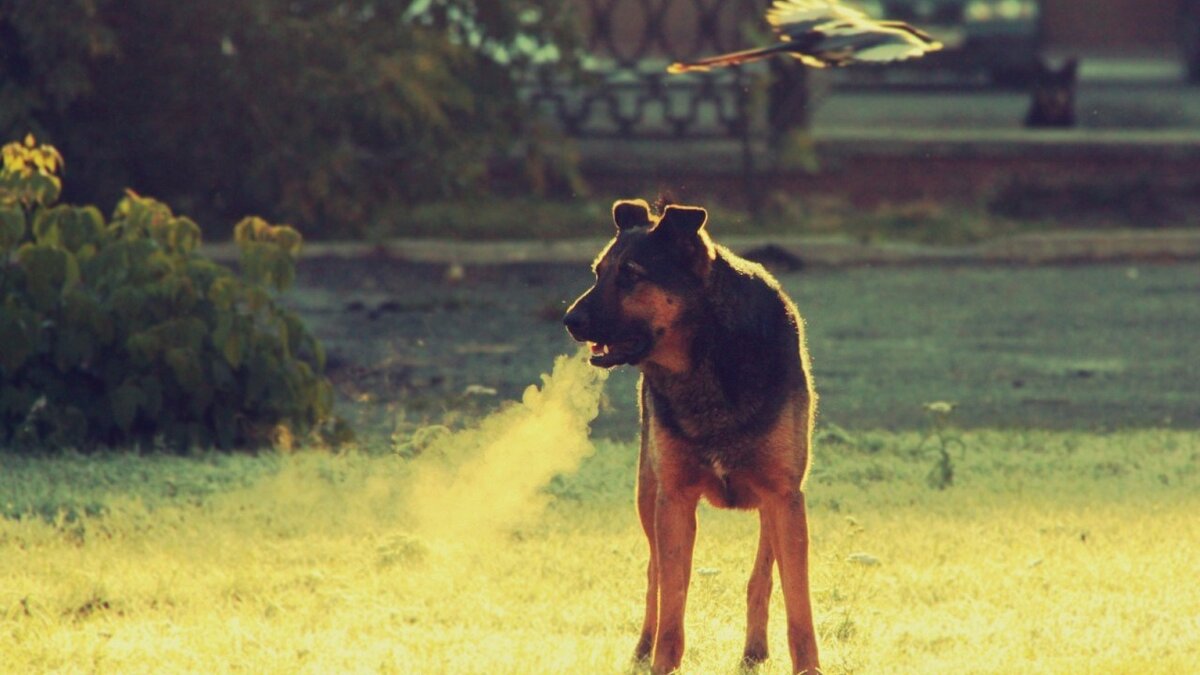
<box><xmin>563</xmin><ymin>308</ymin><xmax>588</xmax><ymax>337</ymax></box>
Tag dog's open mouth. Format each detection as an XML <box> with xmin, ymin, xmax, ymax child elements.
<box><xmin>588</xmin><ymin>337</ymin><xmax>650</xmax><ymax>368</ymax></box>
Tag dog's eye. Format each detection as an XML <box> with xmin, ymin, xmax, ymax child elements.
<box><xmin>617</xmin><ymin>264</ymin><xmax>645</xmax><ymax>289</ymax></box>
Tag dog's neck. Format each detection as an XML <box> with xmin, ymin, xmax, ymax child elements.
<box><xmin>638</xmin><ymin>301</ymin><xmax>747</xmax><ymax>444</ymax></box>
<box><xmin>637</xmin><ymin>273</ymin><xmax>725</xmax><ymax>391</ymax></box>
<box><xmin>639</xmin><ymin>322</ymin><xmax>696</xmax><ymax>375</ymax></box>
<box><xmin>638</xmin><ymin>268</ymin><xmax>716</xmax><ymax>376</ymax></box>
<box><xmin>640</xmin><ymin>358</ymin><xmax>738</xmax><ymax>443</ymax></box>
<box><xmin>639</xmin><ymin>349</ymin><xmax>703</xmax><ymax>387</ymax></box>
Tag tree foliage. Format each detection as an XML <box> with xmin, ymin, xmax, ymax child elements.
<box><xmin>0</xmin><ymin>0</ymin><xmax>581</xmax><ymax>237</ymax></box>
<box><xmin>1</xmin><ymin>137</ymin><xmax>343</xmax><ymax>451</ymax></box>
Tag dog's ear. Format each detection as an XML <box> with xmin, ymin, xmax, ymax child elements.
<box><xmin>658</xmin><ymin>204</ymin><xmax>707</xmax><ymax>234</ymax></box>
<box><xmin>655</xmin><ymin>204</ymin><xmax>716</xmax><ymax>277</ymax></box>
<box><xmin>612</xmin><ymin>199</ymin><xmax>653</xmax><ymax>231</ymax></box>
<box><xmin>1059</xmin><ymin>57</ymin><xmax>1079</xmax><ymax>80</ymax></box>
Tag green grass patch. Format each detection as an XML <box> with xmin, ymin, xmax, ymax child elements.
<box><xmin>3</xmin><ymin>429</ymin><xmax>1197</xmax><ymax>673</ymax></box>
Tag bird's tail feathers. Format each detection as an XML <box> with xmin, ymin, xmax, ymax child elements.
<box><xmin>667</xmin><ymin>43</ymin><xmax>794</xmax><ymax>73</ymax></box>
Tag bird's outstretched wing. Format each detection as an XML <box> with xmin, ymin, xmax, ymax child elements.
<box><xmin>668</xmin><ymin>0</ymin><xmax>941</xmax><ymax>73</ymax></box>
<box><xmin>765</xmin><ymin>0</ymin><xmax>867</xmax><ymax>34</ymax></box>
<box><xmin>813</xmin><ymin>23</ymin><xmax>942</xmax><ymax>64</ymax></box>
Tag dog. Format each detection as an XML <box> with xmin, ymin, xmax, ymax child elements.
<box><xmin>564</xmin><ymin>199</ymin><xmax>820</xmax><ymax>674</ymax></box>
<box><xmin>1025</xmin><ymin>57</ymin><xmax>1078</xmax><ymax>128</ymax></box>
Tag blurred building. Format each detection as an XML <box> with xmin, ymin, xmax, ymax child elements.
<box><xmin>1043</xmin><ymin>0</ymin><xmax>1182</xmax><ymax>56</ymax></box>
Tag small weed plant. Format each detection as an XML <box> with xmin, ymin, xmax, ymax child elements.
<box><xmin>917</xmin><ymin>401</ymin><xmax>964</xmax><ymax>490</ymax></box>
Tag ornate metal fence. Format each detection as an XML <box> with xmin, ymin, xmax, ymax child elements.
<box><xmin>527</xmin><ymin>0</ymin><xmax>774</xmax><ymax>140</ymax></box>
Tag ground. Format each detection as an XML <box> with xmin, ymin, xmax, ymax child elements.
<box><xmin>2</xmin><ymin>398</ymin><xmax>1197</xmax><ymax>673</ymax></box>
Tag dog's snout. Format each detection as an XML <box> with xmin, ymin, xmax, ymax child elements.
<box><xmin>563</xmin><ymin>307</ymin><xmax>589</xmax><ymax>337</ymax></box>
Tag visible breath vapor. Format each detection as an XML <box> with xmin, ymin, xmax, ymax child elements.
<box><xmin>405</xmin><ymin>348</ymin><xmax>609</xmax><ymax>543</ymax></box>
<box><xmin>209</xmin><ymin>348</ymin><xmax>609</xmax><ymax>551</ymax></box>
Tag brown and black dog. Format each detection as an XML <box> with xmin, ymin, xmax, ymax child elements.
<box><xmin>564</xmin><ymin>199</ymin><xmax>820</xmax><ymax>674</ymax></box>
<box><xmin>1025</xmin><ymin>57</ymin><xmax>1078</xmax><ymax>128</ymax></box>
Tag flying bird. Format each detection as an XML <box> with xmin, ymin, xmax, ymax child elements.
<box><xmin>668</xmin><ymin>0</ymin><xmax>943</xmax><ymax>73</ymax></box>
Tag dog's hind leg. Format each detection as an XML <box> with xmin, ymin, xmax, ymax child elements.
<box><xmin>743</xmin><ymin>511</ymin><xmax>775</xmax><ymax>665</ymax></box>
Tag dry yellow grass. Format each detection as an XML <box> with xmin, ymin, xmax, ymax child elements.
<box><xmin>2</xmin><ymin>355</ymin><xmax>1198</xmax><ymax>673</ymax></box>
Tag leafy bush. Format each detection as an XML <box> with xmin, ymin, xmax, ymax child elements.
<box><xmin>0</xmin><ymin>0</ymin><xmax>582</xmax><ymax>238</ymax></box>
<box><xmin>1</xmin><ymin>137</ymin><xmax>341</xmax><ymax>451</ymax></box>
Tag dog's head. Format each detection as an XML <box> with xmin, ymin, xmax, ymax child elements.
<box><xmin>1027</xmin><ymin>57</ymin><xmax>1078</xmax><ymax>128</ymax></box>
<box><xmin>563</xmin><ymin>199</ymin><xmax>715</xmax><ymax>370</ymax></box>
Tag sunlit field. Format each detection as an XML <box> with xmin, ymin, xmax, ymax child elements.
<box><xmin>3</xmin><ymin>355</ymin><xmax>1198</xmax><ymax>673</ymax></box>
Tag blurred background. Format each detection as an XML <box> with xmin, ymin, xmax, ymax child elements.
<box><xmin>3</xmin><ymin>0</ymin><xmax>1199</xmax><ymax>242</ymax></box>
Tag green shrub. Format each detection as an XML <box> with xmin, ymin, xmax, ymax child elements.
<box><xmin>1</xmin><ymin>137</ymin><xmax>342</xmax><ymax>451</ymax></box>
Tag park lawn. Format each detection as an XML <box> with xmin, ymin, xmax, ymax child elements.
<box><xmin>2</xmin><ymin>426</ymin><xmax>1197</xmax><ymax>674</ymax></box>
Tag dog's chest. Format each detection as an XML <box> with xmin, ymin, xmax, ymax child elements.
<box><xmin>643</xmin><ymin>373</ymin><xmax>764</xmax><ymax>468</ymax></box>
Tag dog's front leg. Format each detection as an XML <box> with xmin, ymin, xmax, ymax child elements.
<box><xmin>652</xmin><ymin>486</ymin><xmax>700</xmax><ymax>674</ymax></box>
<box><xmin>634</xmin><ymin>437</ymin><xmax>659</xmax><ymax>662</ymax></box>
<box><xmin>743</xmin><ymin>510</ymin><xmax>775</xmax><ymax>665</ymax></box>
<box><xmin>763</xmin><ymin>490</ymin><xmax>820</xmax><ymax>674</ymax></box>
